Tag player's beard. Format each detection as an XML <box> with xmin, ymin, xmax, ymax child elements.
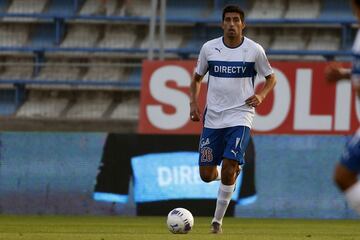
<box><xmin>227</xmin><ymin>30</ymin><xmax>240</xmax><ymax>41</ymax></box>
<box><xmin>227</xmin><ymin>29</ymin><xmax>237</xmax><ymax>39</ymax></box>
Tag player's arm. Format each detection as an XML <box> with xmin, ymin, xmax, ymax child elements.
<box><xmin>325</xmin><ymin>62</ymin><xmax>351</xmax><ymax>83</ymax></box>
<box><xmin>324</xmin><ymin>63</ymin><xmax>360</xmax><ymax>97</ymax></box>
<box><xmin>189</xmin><ymin>73</ymin><xmax>203</xmax><ymax>121</ymax></box>
<box><xmin>245</xmin><ymin>73</ymin><xmax>276</xmax><ymax>108</ymax></box>
<box><xmin>190</xmin><ymin>42</ymin><xmax>207</xmax><ymax>122</ymax></box>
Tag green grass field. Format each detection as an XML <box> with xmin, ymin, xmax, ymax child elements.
<box><xmin>0</xmin><ymin>215</ymin><xmax>359</xmax><ymax>240</ymax></box>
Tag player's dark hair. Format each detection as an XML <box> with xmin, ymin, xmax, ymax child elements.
<box><xmin>354</xmin><ymin>0</ymin><xmax>360</xmax><ymax>7</ymax></box>
<box><xmin>222</xmin><ymin>5</ymin><xmax>245</xmax><ymax>22</ymax></box>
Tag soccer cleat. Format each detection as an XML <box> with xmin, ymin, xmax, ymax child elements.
<box><xmin>210</xmin><ymin>222</ymin><xmax>222</xmax><ymax>234</ymax></box>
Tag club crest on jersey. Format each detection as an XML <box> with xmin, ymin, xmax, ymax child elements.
<box><xmin>200</xmin><ymin>138</ymin><xmax>210</xmax><ymax>148</ymax></box>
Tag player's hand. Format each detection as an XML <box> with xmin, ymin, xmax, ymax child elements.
<box><xmin>324</xmin><ymin>63</ymin><xmax>347</xmax><ymax>83</ymax></box>
<box><xmin>189</xmin><ymin>102</ymin><xmax>201</xmax><ymax>121</ymax></box>
<box><xmin>245</xmin><ymin>94</ymin><xmax>264</xmax><ymax>108</ymax></box>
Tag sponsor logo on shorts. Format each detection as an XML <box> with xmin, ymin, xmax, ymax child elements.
<box><xmin>200</xmin><ymin>138</ymin><xmax>210</xmax><ymax>148</ymax></box>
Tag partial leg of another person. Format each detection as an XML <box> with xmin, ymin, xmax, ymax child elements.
<box><xmin>333</xmin><ymin>130</ymin><xmax>360</xmax><ymax>214</ymax></box>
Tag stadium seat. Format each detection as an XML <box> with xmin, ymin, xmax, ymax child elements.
<box><xmin>0</xmin><ymin>89</ymin><xmax>16</xmax><ymax>116</ymax></box>
<box><xmin>47</xmin><ymin>0</ymin><xmax>74</xmax><ymax>16</ymax></box>
<box><xmin>245</xmin><ymin>28</ymin><xmax>273</xmax><ymax>50</ymax></box>
<box><xmin>0</xmin><ymin>100</ymin><xmax>15</xmax><ymax>116</ymax></box>
<box><xmin>124</xmin><ymin>0</ymin><xmax>152</xmax><ymax>17</ymax></box>
<box><xmin>98</xmin><ymin>25</ymin><xmax>137</xmax><ymax>49</ymax></box>
<box><xmin>307</xmin><ymin>30</ymin><xmax>340</xmax><ymax>51</ymax></box>
<box><xmin>0</xmin><ymin>57</ymin><xmax>33</xmax><ymax>79</ymax></box>
<box><xmin>61</xmin><ymin>24</ymin><xmax>100</xmax><ymax>48</ymax></box>
<box><xmin>6</xmin><ymin>0</ymin><xmax>48</xmax><ymax>14</ymax></box>
<box><xmin>65</xmin><ymin>92</ymin><xmax>112</xmax><ymax>118</ymax></box>
<box><xmin>0</xmin><ymin>0</ymin><xmax>355</xmax><ymax>125</ymax></box>
<box><xmin>166</xmin><ymin>0</ymin><xmax>212</xmax><ymax>20</ymax></box>
<box><xmin>284</xmin><ymin>0</ymin><xmax>320</xmax><ymax>19</ymax></box>
<box><xmin>319</xmin><ymin>0</ymin><xmax>355</xmax><ymax>20</ymax></box>
<box><xmin>16</xmin><ymin>91</ymin><xmax>69</xmax><ymax>118</ymax></box>
<box><xmin>82</xmin><ymin>60</ymin><xmax>126</xmax><ymax>82</ymax></box>
<box><xmin>271</xmin><ymin>28</ymin><xmax>308</xmax><ymax>50</ymax></box>
<box><xmin>140</xmin><ymin>30</ymin><xmax>184</xmax><ymax>49</ymax></box>
<box><xmin>110</xmin><ymin>98</ymin><xmax>139</xmax><ymax>120</ymax></box>
<box><xmin>30</xmin><ymin>24</ymin><xmax>56</xmax><ymax>47</ymax></box>
<box><xmin>0</xmin><ymin>0</ymin><xmax>11</xmax><ymax>13</ymax></box>
<box><xmin>79</xmin><ymin>0</ymin><xmax>124</xmax><ymax>16</ymax></box>
<box><xmin>35</xmin><ymin>59</ymin><xmax>81</xmax><ymax>83</ymax></box>
<box><xmin>127</xmin><ymin>67</ymin><xmax>141</xmax><ymax>85</ymax></box>
<box><xmin>0</xmin><ymin>23</ymin><xmax>29</xmax><ymax>46</ymax></box>
<box><xmin>79</xmin><ymin>0</ymin><xmax>106</xmax><ymax>15</ymax></box>
<box><xmin>247</xmin><ymin>0</ymin><xmax>286</xmax><ymax>19</ymax></box>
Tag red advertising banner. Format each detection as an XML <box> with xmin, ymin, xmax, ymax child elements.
<box><xmin>139</xmin><ymin>61</ymin><xmax>359</xmax><ymax>135</ymax></box>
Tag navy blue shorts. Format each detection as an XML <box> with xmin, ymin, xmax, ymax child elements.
<box><xmin>198</xmin><ymin>126</ymin><xmax>251</xmax><ymax>166</ymax></box>
<box><xmin>340</xmin><ymin>130</ymin><xmax>360</xmax><ymax>173</ymax></box>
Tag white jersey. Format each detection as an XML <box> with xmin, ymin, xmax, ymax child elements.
<box><xmin>352</xmin><ymin>29</ymin><xmax>360</xmax><ymax>89</ymax></box>
<box><xmin>195</xmin><ymin>36</ymin><xmax>273</xmax><ymax>129</ymax></box>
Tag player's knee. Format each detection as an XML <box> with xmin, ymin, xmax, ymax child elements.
<box><xmin>199</xmin><ymin>166</ymin><xmax>217</xmax><ymax>183</ymax></box>
<box><xmin>200</xmin><ymin>172</ymin><xmax>215</xmax><ymax>183</ymax></box>
<box><xmin>333</xmin><ymin>164</ymin><xmax>357</xmax><ymax>191</ymax></box>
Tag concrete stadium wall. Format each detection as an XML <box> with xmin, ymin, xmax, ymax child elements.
<box><xmin>0</xmin><ymin>132</ymin><xmax>357</xmax><ymax>218</ymax></box>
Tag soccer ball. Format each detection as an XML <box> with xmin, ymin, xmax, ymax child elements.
<box><xmin>166</xmin><ymin>208</ymin><xmax>194</xmax><ymax>234</ymax></box>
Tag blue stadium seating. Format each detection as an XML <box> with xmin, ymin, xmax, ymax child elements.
<box><xmin>0</xmin><ymin>0</ymin><xmax>356</xmax><ymax>93</ymax></box>
<box><xmin>166</xmin><ymin>0</ymin><xmax>212</xmax><ymax>22</ymax></box>
<box><xmin>47</xmin><ymin>0</ymin><xmax>75</xmax><ymax>16</ymax></box>
<box><xmin>211</xmin><ymin>0</ymin><xmax>249</xmax><ymax>20</ymax></box>
<box><xmin>0</xmin><ymin>0</ymin><xmax>357</xmax><ymax>120</ymax></box>
<box><xmin>30</xmin><ymin>24</ymin><xmax>56</xmax><ymax>47</ymax></box>
<box><xmin>0</xmin><ymin>0</ymin><xmax>10</xmax><ymax>13</ymax></box>
<box><xmin>183</xmin><ymin>26</ymin><xmax>222</xmax><ymax>53</ymax></box>
<box><xmin>319</xmin><ymin>0</ymin><xmax>355</xmax><ymax>20</ymax></box>
<box><xmin>0</xmin><ymin>90</ymin><xmax>16</xmax><ymax>116</ymax></box>
<box><xmin>127</xmin><ymin>67</ymin><xmax>142</xmax><ymax>86</ymax></box>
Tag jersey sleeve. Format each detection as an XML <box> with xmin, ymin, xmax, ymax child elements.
<box><xmin>195</xmin><ymin>44</ymin><xmax>208</xmax><ymax>76</ymax></box>
<box><xmin>255</xmin><ymin>44</ymin><xmax>273</xmax><ymax>77</ymax></box>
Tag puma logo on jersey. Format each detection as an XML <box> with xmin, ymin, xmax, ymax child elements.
<box><xmin>214</xmin><ymin>47</ymin><xmax>222</xmax><ymax>53</ymax></box>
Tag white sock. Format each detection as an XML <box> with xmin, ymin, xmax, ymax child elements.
<box><xmin>345</xmin><ymin>180</ymin><xmax>360</xmax><ymax>215</ymax></box>
<box><xmin>212</xmin><ymin>183</ymin><xmax>235</xmax><ymax>225</ymax></box>
<box><xmin>215</xmin><ymin>165</ymin><xmax>222</xmax><ymax>181</ymax></box>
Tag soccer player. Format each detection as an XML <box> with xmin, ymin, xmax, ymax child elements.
<box><xmin>189</xmin><ymin>5</ymin><xmax>276</xmax><ymax>233</ymax></box>
<box><xmin>324</xmin><ymin>0</ymin><xmax>360</xmax><ymax>216</ymax></box>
